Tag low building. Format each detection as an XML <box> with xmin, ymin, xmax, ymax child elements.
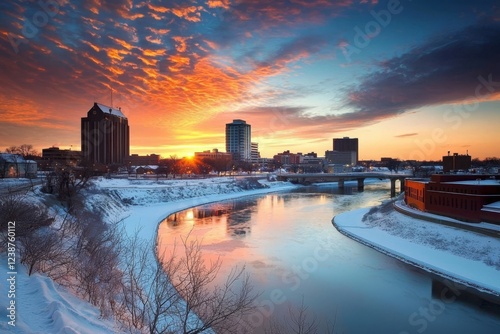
<box><xmin>405</xmin><ymin>174</ymin><xmax>500</xmax><ymax>224</ymax></box>
<box><xmin>300</xmin><ymin>155</ymin><xmax>325</xmax><ymax>173</ymax></box>
<box><xmin>327</xmin><ymin>164</ymin><xmax>350</xmax><ymax>173</ymax></box>
<box><xmin>124</xmin><ymin>154</ymin><xmax>160</xmax><ymax>166</ymax></box>
<box><xmin>251</xmin><ymin>142</ymin><xmax>261</xmax><ymax>163</ymax></box>
<box><xmin>0</xmin><ymin>153</ymin><xmax>37</xmax><ymax>178</ymax></box>
<box><xmin>273</xmin><ymin>150</ymin><xmax>302</xmax><ymax>165</ymax></box>
<box><xmin>41</xmin><ymin>147</ymin><xmax>82</xmax><ymax>167</ymax></box>
<box><xmin>194</xmin><ymin>149</ymin><xmax>233</xmax><ymax>162</ymax></box>
<box><xmin>442</xmin><ymin>153</ymin><xmax>471</xmax><ymax>172</ymax></box>
<box><xmin>133</xmin><ymin>165</ymin><xmax>159</xmax><ymax>175</ymax></box>
<box><xmin>325</xmin><ymin>150</ymin><xmax>357</xmax><ymax>166</ymax></box>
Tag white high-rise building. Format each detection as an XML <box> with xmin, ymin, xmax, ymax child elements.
<box><xmin>225</xmin><ymin>119</ymin><xmax>251</xmax><ymax>161</ymax></box>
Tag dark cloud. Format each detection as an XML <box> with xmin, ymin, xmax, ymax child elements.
<box><xmin>343</xmin><ymin>20</ymin><xmax>500</xmax><ymax>123</ymax></box>
<box><xmin>394</xmin><ymin>133</ymin><xmax>418</xmax><ymax>138</ymax></box>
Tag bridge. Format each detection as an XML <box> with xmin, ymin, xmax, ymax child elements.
<box><xmin>275</xmin><ymin>172</ymin><xmax>408</xmax><ymax>197</ymax></box>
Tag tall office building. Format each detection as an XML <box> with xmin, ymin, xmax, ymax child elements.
<box><xmin>333</xmin><ymin>137</ymin><xmax>358</xmax><ymax>164</ymax></box>
<box><xmin>225</xmin><ymin>119</ymin><xmax>251</xmax><ymax>161</ymax></box>
<box><xmin>81</xmin><ymin>102</ymin><xmax>130</xmax><ymax>165</ymax></box>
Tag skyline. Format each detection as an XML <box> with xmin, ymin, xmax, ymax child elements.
<box><xmin>1</xmin><ymin>1</ymin><xmax>499</xmax><ymax>161</ymax></box>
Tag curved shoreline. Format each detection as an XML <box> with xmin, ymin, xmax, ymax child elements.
<box><xmin>119</xmin><ymin>179</ymin><xmax>299</xmax><ymax>240</ymax></box>
<box><xmin>332</xmin><ymin>207</ymin><xmax>500</xmax><ymax>302</ymax></box>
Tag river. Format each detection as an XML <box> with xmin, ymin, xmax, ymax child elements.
<box><xmin>157</xmin><ymin>181</ymin><xmax>500</xmax><ymax>333</ymax></box>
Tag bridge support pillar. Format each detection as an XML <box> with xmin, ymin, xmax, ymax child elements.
<box><xmin>399</xmin><ymin>177</ymin><xmax>406</xmax><ymax>193</ymax></box>
<box><xmin>390</xmin><ymin>179</ymin><xmax>397</xmax><ymax>197</ymax></box>
<box><xmin>357</xmin><ymin>178</ymin><xmax>365</xmax><ymax>191</ymax></box>
<box><xmin>338</xmin><ymin>179</ymin><xmax>344</xmax><ymax>189</ymax></box>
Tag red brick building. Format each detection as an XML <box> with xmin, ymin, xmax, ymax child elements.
<box><xmin>405</xmin><ymin>175</ymin><xmax>500</xmax><ymax>224</ymax></box>
<box><xmin>273</xmin><ymin>150</ymin><xmax>302</xmax><ymax>165</ymax></box>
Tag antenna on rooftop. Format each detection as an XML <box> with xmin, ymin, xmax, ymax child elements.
<box><xmin>110</xmin><ymin>88</ymin><xmax>113</xmax><ymax>108</ymax></box>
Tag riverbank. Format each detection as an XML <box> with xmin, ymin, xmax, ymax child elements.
<box><xmin>0</xmin><ymin>176</ymin><xmax>298</xmax><ymax>334</ymax></box>
<box><xmin>333</xmin><ymin>198</ymin><xmax>500</xmax><ymax>298</ymax></box>
<box><xmin>105</xmin><ymin>177</ymin><xmax>299</xmax><ymax>240</ymax></box>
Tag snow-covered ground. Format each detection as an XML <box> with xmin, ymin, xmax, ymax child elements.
<box><xmin>95</xmin><ymin>176</ymin><xmax>299</xmax><ymax>239</ymax></box>
<box><xmin>3</xmin><ymin>175</ymin><xmax>499</xmax><ymax>333</ymax></box>
<box><xmin>0</xmin><ymin>254</ymin><xmax>122</xmax><ymax>334</ymax></box>
<box><xmin>0</xmin><ymin>176</ymin><xmax>297</xmax><ymax>334</ymax></box>
<box><xmin>333</xmin><ymin>199</ymin><xmax>500</xmax><ymax>297</ymax></box>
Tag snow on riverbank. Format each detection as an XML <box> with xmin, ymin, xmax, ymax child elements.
<box><xmin>91</xmin><ymin>177</ymin><xmax>298</xmax><ymax>239</ymax></box>
<box><xmin>333</xmin><ymin>199</ymin><xmax>500</xmax><ymax>297</ymax></box>
<box><xmin>0</xmin><ymin>176</ymin><xmax>297</xmax><ymax>333</ymax></box>
<box><xmin>0</xmin><ymin>255</ymin><xmax>121</xmax><ymax>334</ymax></box>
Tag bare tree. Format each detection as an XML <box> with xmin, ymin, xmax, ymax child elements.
<box><xmin>119</xmin><ymin>231</ymin><xmax>258</xmax><ymax>334</ymax></box>
<box><xmin>18</xmin><ymin>144</ymin><xmax>39</xmax><ymax>159</ymax></box>
<box><xmin>42</xmin><ymin>165</ymin><xmax>93</xmax><ymax>210</ymax></box>
<box><xmin>18</xmin><ymin>227</ymin><xmax>71</xmax><ymax>277</ymax></box>
<box><xmin>0</xmin><ymin>194</ymin><xmax>54</xmax><ymax>237</ymax></box>
<box><xmin>4</xmin><ymin>144</ymin><xmax>39</xmax><ymax>159</ymax></box>
<box><xmin>70</xmin><ymin>210</ymin><xmax>124</xmax><ymax>316</ymax></box>
<box><xmin>168</xmin><ymin>155</ymin><xmax>180</xmax><ymax>178</ymax></box>
<box><xmin>264</xmin><ymin>298</ymin><xmax>338</xmax><ymax>334</ymax></box>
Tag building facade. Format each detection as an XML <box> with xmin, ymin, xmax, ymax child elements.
<box><xmin>81</xmin><ymin>103</ymin><xmax>130</xmax><ymax>165</ymax></box>
<box><xmin>124</xmin><ymin>154</ymin><xmax>160</xmax><ymax>166</ymax></box>
<box><xmin>0</xmin><ymin>154</ymin><xmax>37</xmax><ymax>178</ymax></box>
<box><xmin>442</xmin><ymin>153</ymin><xmax>471</xmax><ymax>172</ymax></box>
<box><xmin>333</xmin><ymin>137</ymin><xmax>358</xmax><ymax>164</ymax></box>
<box><xmin>273</xmin><ymin>150</ymin><xmax>302</xmax><ymax>165</ymax></box>
<box><xmin>225</xmin><ymin>119</ymin><xmax>251</xmax><ymax>161</ymax></box>
<box><xmin>194</xmin><ymin>149</ymin><xmax>233</xmax><ymax>162</ymax></box>
<box><xmin>325</xmin><ymin>150</ymin><xmax>357</xmax><ymax>166</ymax></box>
<box><xmin>405</xmin><ymin>174</ymin><xmax>500</xmax><ymax>224</ymax></box>
<box><xmin>251</xmin><ymin>142</ymin><xmax>261</xmax><ymax>163</ymax></box>
<box><xmin>41</xmin><ymin>147</ymin><xmax>82</xmax><ymax>167</ymax></box>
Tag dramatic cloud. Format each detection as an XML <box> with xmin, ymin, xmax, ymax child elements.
<box><xmin>343</xmin><ymin>20</ymin><xmax>500</xmax><ymax>124</ymax></box>
<box><xmin>0</xmin><ymin>1</ymin><xmax>498</xmax><ymax>159</ymax></box>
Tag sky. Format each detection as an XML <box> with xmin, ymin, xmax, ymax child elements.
<box><xmin>0</xmin><ymin>0</ymin><xmax>499</xmax><ymax>161</ymax></box>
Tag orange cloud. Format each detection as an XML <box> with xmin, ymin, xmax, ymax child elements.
<box><xmin>169</xmin><ymin>6</ymin><xmax>204</xmax><ymax>22</ymax></box>
<box><xmin>172</xmin><ymin>36</ymin><xmax>190</xmax><ymax>52</ymax></box>
<box><xmin>207</xmin><ymin>0</ymin><xmax>231</xmax><ymax>9</ymax></box>
<box><xmin>147</xmin><ymin>3</ymin><xmax>170</xmax><ymax>13</ymax></box>
<box><xmin>148</xmin><ymin>27</ymin><xmax>171</xmax><ymax>35</ymax></box>
<box><xmin>108</xmin><ymin>36</ymin><xmax>134</xmax><ymax>50</ymax></box>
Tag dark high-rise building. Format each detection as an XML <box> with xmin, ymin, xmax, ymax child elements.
<box><xmin>81</xmin><ymin>102</ymin><xmax>130</xmax><ymax>165</ymax></box>
<box><xmin>333</xmin><ymin>137</ymin><xmax>359</xmax><ymax>164</ymax></box>
<box><xmin>225</xmin><ymin>119</ymin><xmax>251</xmax><ymax>161</ymax></box>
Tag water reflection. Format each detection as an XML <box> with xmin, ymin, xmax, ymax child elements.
<box><xmin>157</xmin><ymin>182</ymin><xmax>500</xmax><ymax>333</ymax></box>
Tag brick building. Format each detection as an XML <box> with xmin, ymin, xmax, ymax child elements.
<box><xmin>81</xmin><ymin>103</ymin><xmax>130</xmax><ymax>165</ymax></box>
<box><xmin>405</xmin><ymin>174</ymin><xmax>500</xmax><ymax>224</ymax></box>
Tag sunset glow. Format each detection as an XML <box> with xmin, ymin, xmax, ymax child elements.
<box><xmin>1</xmin><ymin>1</ymin><xmax>499</xmax><ymax>160</ymax></box>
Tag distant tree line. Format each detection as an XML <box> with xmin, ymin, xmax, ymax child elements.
<box><xmin>127</xmin><ymin>155</ymin><xmax>256</xmax><ymax>179</ymax></box>
<box><xmin>4</xmin><ymin>144</ymin><xmax>40</xmax><ymax>160</ymax></box>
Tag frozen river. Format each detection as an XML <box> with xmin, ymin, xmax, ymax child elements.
<box><xmin>157</xmin><ymin>181</ymin><xmax>500</xmax><ymax>333</ymax></box>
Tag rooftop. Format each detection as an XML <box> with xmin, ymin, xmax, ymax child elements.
<box><xmin>445</xmin><ymin>179</ymin><xmax>500</xmax><ymax>186</ymax></box>
<box><xmin>95</xmin><ymin>102</ymin><xmax>127</xmax><ymax>119</ymax></box>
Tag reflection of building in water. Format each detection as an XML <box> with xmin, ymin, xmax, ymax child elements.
<box><xmin>163</xmin><ymin>200</ymin><xmax>259</xmax><ymax>236</ymax></box>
